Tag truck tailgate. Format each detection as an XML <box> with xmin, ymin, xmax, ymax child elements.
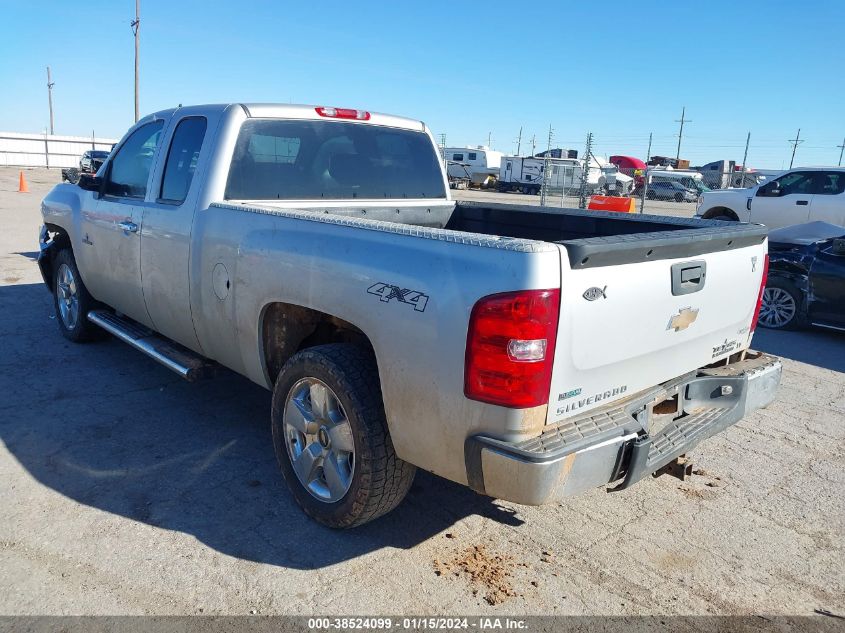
<box><xmin>549</xmin><ymin>239</ymin><xmax>768</xmax><ymax>423</ymax></box>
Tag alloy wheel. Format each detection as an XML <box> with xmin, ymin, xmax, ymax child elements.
<box><xmin>759</xmin><ymin>287</ymin><xmax>796</xmax><ymax>328</ymax></box>
<box><xmin>283</xmin><ymin>377</ymin><xmax>355</xmax><ymax>502</ymax></box>
<box><xmin>56</xmin><ymin>263</ymin><xmax>80</xmax><ymax>330</ymax></box>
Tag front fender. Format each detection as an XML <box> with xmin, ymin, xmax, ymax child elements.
<box><xmin>37</xmin><ymin>225</ymin><xmax>58</xmax><ymax>292</ymax></box>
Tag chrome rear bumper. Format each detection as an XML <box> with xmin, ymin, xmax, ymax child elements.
<box><xmin>464</xmin><ymin>352</ymin><xmax>782</xmax><ymax>505</ymax></box>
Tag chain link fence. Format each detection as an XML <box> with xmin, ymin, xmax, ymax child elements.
<box><xmin>486</xmin><ymin>132</ymin><xmax>777</xmax><ymax>216</ymax></box>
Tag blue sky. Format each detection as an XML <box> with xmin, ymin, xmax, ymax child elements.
<box><xmin>1</xmin><ymin>0</ymin><xmax>843</xmax><ymax>169</ymax></box>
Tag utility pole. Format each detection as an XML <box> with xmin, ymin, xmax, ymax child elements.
<box><xmin>540</xmin><ymin>124</ymin><xmax>553</xmax><ymax>206</ymax></box>
<box><xmin>46</xmin><ymin>66</ymin><xmax>55</xmax><ymax>135</ymax></box>
<box><xmin>837</xmin><ymin>137</ymin><xmax>845</xmax><ymax>167</ymax></box>
<box><xmin>675</xmin><ymin>107</ymin><xmax>690</xmax><ymax>162</ymax></box>
<box><xmin>530</xmin><ymin>134</ymin><xmax>536</xmax><ymax>156</ymax></box>
<box><xmin>788</xmin><ymin>128</ymin><xmax>803</xmax><ymax>169</ymax></box>
<box><xmin>515</xmin><ymin>126</ymin><xmax>522</xmax><ymax>156</ymax></box>
<box><xmin>640</xmin><ymin>132</ymin><xmax>653</xmax><ymax>214</ymax></box>
<box><xmin>439</xmin><ymin>133</ymin><xmax>447</xmax><ymax>173</ymax></box>
<box><xmin>737</xmin><ymin>132</ymin><xmax>751</xmax><ymax>188</ymax></box>
<box><xmin>578</xmin><ymin>132</ymin><xmax>593</xmax><ymax>209</ymax></box>
<box><xmin>131</xmin><ymin>0</ymin><xmax>140</xmax><ymax>123</ymax></box>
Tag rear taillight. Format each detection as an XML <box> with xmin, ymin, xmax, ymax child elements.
<box><xmin>315</xmin><ymin>106</ymin><xmax>371</xmax><ymax>121</ymax></box>
<box><xmin>465</xmin><ymin>289</ymin><xmax>560</xmax><ymax>408</ymax></box>
<box><xmin>749</xmin><ymin>254</ymin><xmax>770</xmax><ymax>333</ymax></box>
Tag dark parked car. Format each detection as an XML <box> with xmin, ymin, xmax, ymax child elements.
<box><xmin>79</xmin><ymin>150</ymin><xmax>110</xmax><ymax>172</ymax></box>
<box><xmin>646</xmin><ymin>180</ymin><xmax>697</xmax><ymax>202</ymax></box>
<box><xmin>761</xmin><ymin>221</ymin><xmax>845</xmax><ymax>330</ymax></box>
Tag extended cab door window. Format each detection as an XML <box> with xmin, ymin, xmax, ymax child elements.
<box><xmin>159</xmin><ymin>117</ymin><xmax>207</xmax><ymax>204</ymax></box>
<box><xmin>105</xmin><ymin>121</ymin><xmax>164</xmax><ymax>198</ymax></box>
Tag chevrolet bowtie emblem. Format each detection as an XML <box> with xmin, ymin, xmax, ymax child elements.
<box><xmin>668</xmin><ymin>307</ymin><xmax>699</xmax><ymax>332</ymax></box>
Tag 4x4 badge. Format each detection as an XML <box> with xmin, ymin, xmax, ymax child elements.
<box><xmin>583</xmin><ymin>286</ymin><xmax>607</xmax><ymax>301</ymax></box>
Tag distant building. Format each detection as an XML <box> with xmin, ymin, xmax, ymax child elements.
<box><xmin>534</xmin><ymin>148</ymin><xmax>578</xmax><ymax>159</ymax></box>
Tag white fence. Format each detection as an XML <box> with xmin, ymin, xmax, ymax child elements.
<box><xmin>0</xmin><ymin>132</ymin><xmax>118</xmax><ymax>169</ymax></box>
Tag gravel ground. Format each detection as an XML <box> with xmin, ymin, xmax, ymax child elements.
<box><xmin>0</xmin><ymin>167</ymin><xmax>843</xmax><ymax>616</ymax></box>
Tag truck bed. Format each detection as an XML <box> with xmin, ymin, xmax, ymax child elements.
<box><xmin>447</xmin><ymin>202</ymin><xmax>768</xmax><ymax>268</ymax></box>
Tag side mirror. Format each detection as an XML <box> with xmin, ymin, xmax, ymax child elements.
<box><xmin>832</xmin><ymin>238</ymin><xmax>845</xmax><ymax>256</ymax></box>
<box><xmin>77</xmin><ymin>173</ymin><xmax>103</xmax><ymax>193</ymax></box>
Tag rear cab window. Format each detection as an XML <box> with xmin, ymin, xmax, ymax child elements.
<box><xmin>225</xmin><ymin>119</ymin><xmax>446</xmax><ymax>201</ymax></box>
<box><xmin>159</xmin><ymin>116</ymin><xmax>207</xmax><ymax>204</ymax></box>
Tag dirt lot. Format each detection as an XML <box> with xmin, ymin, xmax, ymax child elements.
<box><xmin>1</xmin><ymin>167</ymin><xmax>843</xmax><ymax>616</ymax></box>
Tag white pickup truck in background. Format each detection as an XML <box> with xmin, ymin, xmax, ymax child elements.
<box><xmin>38</xmin><ymin>103</ymin><xmax>782</xmax><ymax>528</ymax></box>
<box><xmin>697</xmin><ymin>167</ymin><xmax>845</xmax><ymax>229</ymax></box>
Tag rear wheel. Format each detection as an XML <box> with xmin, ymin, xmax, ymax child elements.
<box><xmin>52</xmin><ymin>249</ymin><xmax>101</xmax><ymax>342</ymax></box>
<box><xmin>759</xmin><ymin>279</ymin><xmax>804</xmax><ymax>330</ymax></box>
<box><xmin>674</xmin><ymin>192</ymin><xmax>684</xmax><ymax>202</ymax></box>
<box><xmin>647</xmin><ymin>189</ymin><xmax>657</xmax><ymax>200</ymax></box>
<box><xmin>271</xmin><ymin>344</ymin><xmax>416</xmax><ymax>528</ymax></box>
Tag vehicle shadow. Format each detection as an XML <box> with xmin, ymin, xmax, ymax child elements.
<box><xmin>0</xmin><ymin>282</ymin><xmax>522</xmax><ymax>571</ymax></box>
<box><xmin>752</xmin><ymin>326</ymin><xmax>845</xmax><ymax>373</ymax></box>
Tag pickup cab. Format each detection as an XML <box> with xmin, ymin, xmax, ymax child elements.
<box><xmin>696</xmin><ymin>167</ymin><xmax>845</xmax><ymax>229</ymax></box>
<box><xmin>38</xmin><ymin>103</ymin><xmax>782</xmax><ymax>528</ymax></box>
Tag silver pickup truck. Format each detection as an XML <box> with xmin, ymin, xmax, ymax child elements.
<box><xmin>38</xmin><ymin>103</ymin><xmax>782</xmax><ymax>527</ymax></box>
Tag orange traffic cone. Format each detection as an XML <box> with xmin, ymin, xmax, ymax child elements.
<box><xmin>18</xmin><ymin>170</ymin><xmax>29</xmax><ymax>193</ymax></box>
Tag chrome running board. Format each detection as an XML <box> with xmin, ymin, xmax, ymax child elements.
<box><xmin>87</xmin><ymin>310</ymin><xmax>216</xmax><ymax>382</ymax></box>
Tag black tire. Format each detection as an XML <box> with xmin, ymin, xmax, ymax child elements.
<box><xmin>52</xmin><ymin>249</ymin><xmax>101</xmax><ymax>342</ymax></box>
<box><xmin>674</xmin><ymin>192</ymin><xmax>684</xmax><ymax>202</ymax></box>
<box><xmin>647</xmin><ymin>189</ymin><xmax>657</xmax><ymax>200</ymax></box>
<box><xmin>759</xmin><ymin>278</ymin><xmax>805</xmax><ymax>330</ymax></box>
<box><xmin>712</xmin><ymin>215</ymin><xmax>736</xmax><ymax>222</ymax></box>
<box><xmin>271</xmin><ymin>344</ymin><xmax>416</xmax><ymax>528</ymax></box>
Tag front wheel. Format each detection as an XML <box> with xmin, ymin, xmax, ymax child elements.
<box><xmin>271</xmin><ymin>344</ymin><xmax>416</xmax><ymax>528</ymax></box>
<box><xmin>52</xmin><ymin>249</ymin><xmax>101</xmax><ymax>342</ymax></box>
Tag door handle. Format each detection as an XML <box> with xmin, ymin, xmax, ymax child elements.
<box><xmin>796</xmin><ymin>200</ymin><xmax>809</xmax><ymax>206</ymax></box>
<box><xmin>118</xmin><ymin>220</ymin><xmax>138</xmax><ymax>233</ymax></box>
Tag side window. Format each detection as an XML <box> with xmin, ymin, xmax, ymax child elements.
<box><xmin>105</xmin><ymin>121</ymin><xmax>164</xmax><ymax>198</ymax></box>
<box><xmin>758</xmin><ymin>172</ymin><xmax>807</xmax><ymax>197</ymax></box>
<box><xmin>468</xmin><ymin>152</ymin><xmax>477</xmax><ymax>161</ymax></box>
<box><xmin>815</xmin><ymin>172</ymin><xmax>845</xmax><ymax>196</ymax></box>
<box><xmin>159</xmin><ymin>117</ymin><xmax>207</xmax><ymax>204</ymax></box>
<box><xmin>452</xmin><ymin>153</ymin><xmax>464</xmax><ymax>161</ymax></box>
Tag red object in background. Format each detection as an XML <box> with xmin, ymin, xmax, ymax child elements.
<box><xmin>609</xmin><ymin>155</ymin><xmax>647</xmax><ymax>187</ymax></box>
<box><xmin>588</xmin><ymin>195</ymin><xmax>636</xmax><ymax>213</ymax></box>
<box><xmin>609</xmin><ymin>155</ymin><xmax>647</xmax><ymax>171</ymax></box>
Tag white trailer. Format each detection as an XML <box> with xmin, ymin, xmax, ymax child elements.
<box><xmin>443</xmin><ymin>146</ymin><xmax>504</xmax><ymax>187</ymax></box>
<box><xmin>498</xmin><ymin>156</ymin><xmax>632</xmax><ymax>196</ymax></box>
